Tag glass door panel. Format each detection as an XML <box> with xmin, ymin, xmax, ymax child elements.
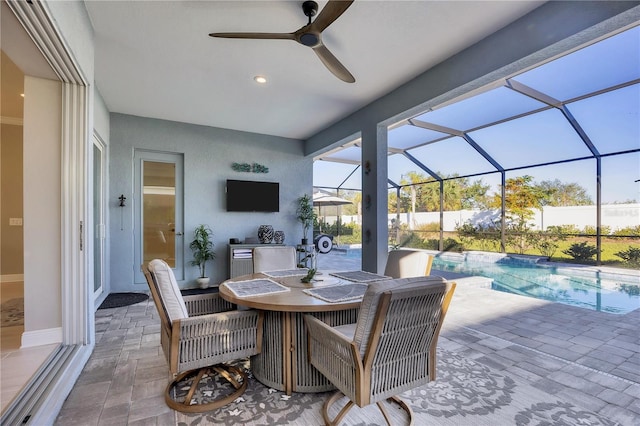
<box><xmin>143</xmin><ymin>161</ymin><xmax>176</xmax><ymax>267</ymax></box>
<box><xmin>93</xmin><ymin>141</ymin><xmax>104</xmax><ymax>297</ymax></box>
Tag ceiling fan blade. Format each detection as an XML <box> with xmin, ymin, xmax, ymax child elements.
<box><xmin>312</xmin><ymin>43</ymin><xmax>355</xmax><ymax>83</ymax></box>
<box><xmin>209</xmin><ymin>32</ymin><xmax>295</xmax><ymax>41</ymax></box>
<box><xmin>311</xmin><ymin>0</ymin><xmax>354</xmax><ymax>33</ymax></box>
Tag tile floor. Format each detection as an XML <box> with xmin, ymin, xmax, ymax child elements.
<box><xmin>1</xmin><ymin>281</ymin><xmax>59</xmax><ymax>414</ymax></box>
<box><xmin>47</xmin><ymin>253</ymin><xmax>640</xmax><ymax>424</ymax></box>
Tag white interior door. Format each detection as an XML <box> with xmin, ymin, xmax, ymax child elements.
<box><xmin>134</xmin><ymin>151</ymin><xmax>184</xmax><ymax>283</ymax></box>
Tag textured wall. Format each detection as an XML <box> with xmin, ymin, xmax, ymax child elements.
<box><xmin>109</xmin><ymin>113</ymin><xmax>311</xmax><ymax>290</ymax></box>
<box><xmin>0</xmin><ymin>124</ymin><xmax>23</xmax><ymax>276</ymax></box>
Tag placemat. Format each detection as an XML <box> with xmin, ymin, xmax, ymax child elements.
<box><xmin>304</xmin><ymin>283</ymin><xmax>368</xmax><ymax>303</ymax></box>
<box><xmin>224</xmin><ymin>278</ymin><xmax>290</xmax><ymax>298</ymax></box>
<box><xmin>329</xmin><ymin>270</ymin><xmax>390</xmax><ymax>283</ymax></box>
<box><xmin>262</xmin><ymin>268</ymin><xmax>309</xmax><ymax>278</ymax></box>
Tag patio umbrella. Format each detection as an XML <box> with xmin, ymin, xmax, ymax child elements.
<box><xmin>312</xmin><ymin>193</ymin><xmax>352</xmax><ymax>241</ymax></box>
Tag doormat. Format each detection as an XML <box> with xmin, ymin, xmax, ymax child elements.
<box><xmin>98</xmin><ymin>292</ymin><xmax>148</xmax><ymax>310</ymax></box>
<box><xmin>1</xmin><ymin>298</ymin><xmax>24</xmax><ymax>327</ymax></box>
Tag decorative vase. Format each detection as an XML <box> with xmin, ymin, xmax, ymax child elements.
<box><xmin>274</xmin><ymin>230</ymin><xmax>285</xmax><ymax>244</ymax></box>
<box><xmin>196</xmin><ymin>277</ymin><xmax>210</xmax><ymax>289</ymax></box>
<box><xmin>258</xmin><ymin>225</ymin><xmax>274</xmax><ymax>244</ymax></box>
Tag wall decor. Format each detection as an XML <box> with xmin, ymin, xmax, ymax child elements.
<box><xmin>232</xmin><ymin>162</ymin><xmax>269</xmax><ymax>173</ymax></box>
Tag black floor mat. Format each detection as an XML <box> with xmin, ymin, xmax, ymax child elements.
<box><xmin>98</xmin><ymin>292</ymin><xmax>148</xmax><ymax>309</ymax></box>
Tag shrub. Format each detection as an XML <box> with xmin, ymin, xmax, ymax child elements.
<box><xmin>442</xmin><ymin>238</ymin><xmax>464</xmax><ymax>252</ymax></box>
<box><xmin>416</xmin><ymin>222</ymin><xmax>440</xmax><ymax>232</ymax></box>
<box><xmin>614</xmin><ymin>246</ymin><xmax>640</xmax><ymax>266</ymax></box>
<box><xmin>612</xmin><ymin>226</ymin><xmax>640</xmax><ymax>237</ymax></box>
<box><xmin>554</xmin><ymin>224</ymin><xmax>581</xmax><ymax>235</ymax></box>
<box><xmin>583</xmin><ymin>225</ymin><xmax>611</xmax><ymax>236</ymax></box>
<box><xmin>423</xmin><ymin>239</ymin><xmax>440</xmax><ymax>250</ymax></box>
<box><xmin>534</xmin><ymin>227</ymin><xmax>567</xmax><ymax>257</ymax></box>
<box><xmin>563</xmin><ymin>242</ymin><xmax>598</xmax><ymax>261</ymax></box>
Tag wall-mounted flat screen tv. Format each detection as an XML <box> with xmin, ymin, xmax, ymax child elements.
<box><xmin>226</xmin><ymin>179</ymin><xmax>279</xmax><ymax>212</ymax></box>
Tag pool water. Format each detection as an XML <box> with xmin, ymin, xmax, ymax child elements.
<box><xmin>432</xmin><ymin>257</ymin><xmax>640</xmax><ymax>314</ymax></box>
<box><xmin>332</xmin><ymin>247</ymin><xmax>639</xmax><ymax>314</ymax></box>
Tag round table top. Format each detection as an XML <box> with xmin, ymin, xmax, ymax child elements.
<box><xmin>220</xmin><ymin>271</ymin><xmax>363</xmax><ymax>312</ymax></box>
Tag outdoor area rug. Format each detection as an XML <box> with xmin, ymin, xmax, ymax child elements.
<box><xmin>0</xmin><ymin>298</ymin><xmax>23</xmax><ymax>327</ymax></box>
<box><xmin>97</xmin><ymin>292</ymin><xmax>148</xmax><ymax>309</ymax></box>
<box><xmin>175</xmin><ymin>349</ymin><xmax>620</xmax><ymax>426</ymax></box>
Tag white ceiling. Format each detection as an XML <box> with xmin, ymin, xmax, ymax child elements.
<box><xmin>85</xmin><ymin>0</ymin><xmax>544</xmax><ymax>140</ymax></box>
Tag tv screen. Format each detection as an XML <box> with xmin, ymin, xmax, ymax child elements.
<box><xmin>226</xmin><ymin>179</ymin><xmax>280</xmax><ymax>212</ymax></box>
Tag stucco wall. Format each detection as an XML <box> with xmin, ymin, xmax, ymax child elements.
<box><xmin>23</xmin><ymin>76</ymin><xmax>62</xmax><ymax>332</ymax></box>
<box><xmin>109</xmin><ymin>113</ymin><xmax>311</xmax><ymax>291</ymax></box>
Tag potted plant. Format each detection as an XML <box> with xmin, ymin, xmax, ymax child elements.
<box><xmin>296</xmin><ymin>194</ymin><xmax>316</xmax><ymax>245</ymax></box>
<box><xmin>189</xmin><ymin>224</ymin><xmax>216</xmax><ymax>288</ymax></box>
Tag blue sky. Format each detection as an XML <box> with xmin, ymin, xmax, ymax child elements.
<box><xmin>315</xmin><ymin>25</ymin><xmax>640</xmax><ymax>204</ymax></box>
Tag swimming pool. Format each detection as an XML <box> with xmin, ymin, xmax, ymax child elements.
<box><xmin>334</xmin><ymin>247</ymin><xmax>640</xmax><ymax>314</ymax></box>
<box><xmin>431</xmin><ymin>255</ymin><xmax>639</xmax><ymax>314</ymax></box>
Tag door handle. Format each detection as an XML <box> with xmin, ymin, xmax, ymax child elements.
<box><xmin>175</xmin><ymin>232</ymin><xmax>183</xmax><ymax>236</ymax></box>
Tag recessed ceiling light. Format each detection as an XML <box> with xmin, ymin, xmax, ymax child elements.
<box><xmin>254</xmin><ymin>75</ymin><xmax>267</xmax><ymax>84</ymax></box>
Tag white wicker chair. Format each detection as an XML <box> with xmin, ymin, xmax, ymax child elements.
<box><xmin>253</xmin><ymin>246</ymin><xmax>297</xmax><ymax>272</ymax></box>
<box><xmin>384</xmin><ymin>249</ymin><xmax>434</xmax><ymax>278</ymax></box>
<box><xmin>305</xmin><ymin>276</ymin><xmax>455</xmax><ymax>425</ymax></box>
<box><xmin>143</xmin><ymin>259</ymin><xmax>263</xmax><ymax>413</ymax></box>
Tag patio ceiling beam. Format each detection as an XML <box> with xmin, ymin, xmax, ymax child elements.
<box><xmin>409</xmin><ymin>118</ymin><xmax>464</xmax><ymax>137</ymax></box>
<box><xmin>315</xmin><ymin>157</ymin><xmax>360</xmax><ymax>165</ymax></box>
<box><xmin>505</xmin><ymin>79</ymin><xmax>601</xmax><ymax>157</ymax></box>
<box><xmin>408</xmin><ymin>118</ymin><xmax>505</xmax><ymax>173</ymax></box>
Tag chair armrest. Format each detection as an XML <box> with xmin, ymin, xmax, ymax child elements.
<box><xmin>304</xmin><ymin>315</ymin><xmax>362</xmax><ymax>400</ymax></box>
<box><xmin>172</xmin><ymin>309</ymin><xmax>263</xmax><ymax>372</ymax></box>
<box><xmin>183</xmin><ymin>293</ymin><xmax>234</xmax><ymax>316</ymax></box>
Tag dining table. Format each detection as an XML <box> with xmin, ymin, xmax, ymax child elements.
<box><xmin>219</xmin><ymin>269</ymin><xmax>389</xmax><ymax>395</ymax></box>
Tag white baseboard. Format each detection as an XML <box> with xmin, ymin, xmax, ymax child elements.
<box><xmin>1</xmin><ymin>274</ymin><xmax>24</xmax><ymax>283</ymax></box>
<box><xmin>21</xmin><ymin>327</ymin><xmax>63</xmax><ymax>348</ymax></box>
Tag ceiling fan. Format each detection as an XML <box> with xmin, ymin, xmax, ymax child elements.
<box><xmin>209</xmin><ymin>0</ymin><xmax>355</xmax><ymax>83</ymax></box>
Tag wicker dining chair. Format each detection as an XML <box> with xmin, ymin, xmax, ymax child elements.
<box><xmin>304</xmin><ymin>276</ymin><xmax>456</xmax><ymax>425</ymax></box>
<box><xmin>253</xmin><ymin>245</ymin><xmax>297</xmax><ymax>272</ymax></box>
<box><xmin>384</xmin><ymin>249</ymin><xmax>434</xmax><ymax>278</ymax></box>
<box><xmin>143</xmin><ymin>259</ymin><xmax>264</xmax><ymax>413</ymax></box>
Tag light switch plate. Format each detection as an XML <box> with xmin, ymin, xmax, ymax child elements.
<box><xmin>9</xmin><ymin>218</ymin><xmax>23</xmax><ymax>226</ymax></box>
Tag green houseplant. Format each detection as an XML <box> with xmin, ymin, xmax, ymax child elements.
<box><xmin>296</xmin><ymin>194</ymin><xmax>316</xmax><ymax>244</ymax></box>
<box><xmin>189</xmin><ymin>224</ymin><xmax>216</xmax><ymax>288</ymax></box>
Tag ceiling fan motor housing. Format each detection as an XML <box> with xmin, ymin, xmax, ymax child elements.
<box><xmin>302</xmin><ymin>1</ymin><xmax>318</xmax><ymax>19</ymax></box>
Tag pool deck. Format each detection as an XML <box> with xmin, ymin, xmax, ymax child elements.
<box><xmin>317</xmin><ymin>249</ymin><xmax>640</xmax><ymax>423</ymax></box>
<box><xmin>54</xmin><ymin>249</ymin><xmax>639</xmax><ymax>424</ymax></box>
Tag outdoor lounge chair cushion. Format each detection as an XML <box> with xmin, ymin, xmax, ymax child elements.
<box><xmin>147</xmin><ymin>259</ymin><xmax>188</xmax><ymax>323</ymax></box>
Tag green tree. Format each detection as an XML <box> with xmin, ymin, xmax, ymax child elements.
<box><xmin>537</xmin><ymin>179</ymin><xmax>592</xmax><ymax>206</ymax></box>
<box><xmin>395</xmin><ymin>172</ymin><xmax>490</xmax><ymax>213</ymax></box>
<box><xmin>490</xmin><ymin>175</ymin><xmax>546</xmax><ymax>254</ymax></box>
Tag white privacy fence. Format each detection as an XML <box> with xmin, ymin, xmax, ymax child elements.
<box><xmin>325</xmin><ymin>204</ymin><xmax>640</xmax><ymax>233</ymax></box>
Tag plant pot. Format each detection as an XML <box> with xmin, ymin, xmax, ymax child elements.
<box><xmin>196</xmin><ymin>277</ymin><xmax>210</xmax><ymax>289</ymax></box>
